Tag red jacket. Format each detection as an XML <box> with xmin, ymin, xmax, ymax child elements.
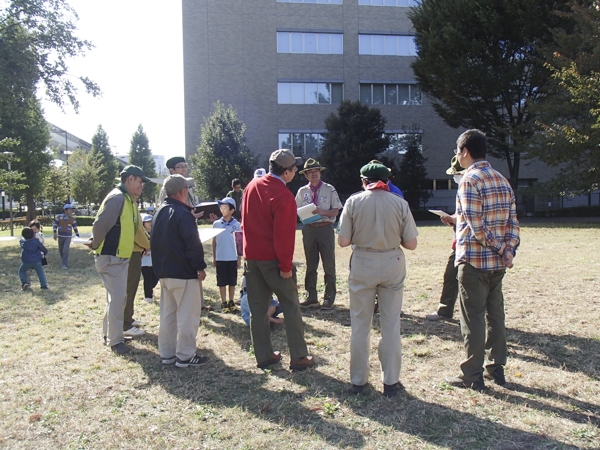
<box><xmin>241</xmin><ymin>174</ymin><xmax>297</xmax><ymax>272</ymax></box>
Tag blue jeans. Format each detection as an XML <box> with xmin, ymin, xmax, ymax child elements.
<box><xmin>19</xmin><ymin>262</ymin><xmax>48</xmax><ymax>288</ymax></box>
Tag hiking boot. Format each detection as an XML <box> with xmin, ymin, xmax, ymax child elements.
<box><xmin>484</xmin><ymin>368</ymin><xmax>506</xmax><ymax>386</ymax></box>
<box><xmin>123</xmin><ymin>326</ymin><xmax>145</xmax><ymax>337</ymax></box>
<box><xmin>175</xmin><ymin>354</ymin><xmax>209</xmax><ymax>368</ymax></box>
<box><xmin>111</xmin><ymin>342</ymin><xmax>130</xmax><ymax>355</ymax></box>
<box><xmin>383</xmin><ymin>382</ymin><xmax>405</xmax><ymax>397</ymax></box>
<box><xmin>445</xmin><ymin>375</ymin><xmax>485</xmax><ymax>391</ymax></box>
<box><xmin>300</xmin><ymin>297</ymin><xmax>319</xmax><ymax>307</ymax></box>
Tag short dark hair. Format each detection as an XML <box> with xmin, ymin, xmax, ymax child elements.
<box><xmin>457</xmin><ymin>129</ymin><xmax>487</xmax><ymax>159</ymax></box>
<box><xmin>22</xmin><ymin>227</ymin><xmax>34</xmax><ymax>239</ymax></box>
<box><xmin>269</xmin><ymin>160</ymin><xmax>296</xmax><ymax>176</ymax></box>
<box><xmin>28</xmin><ymin>220</ymin><xmax>42</xmax><ymax>230</ymax></box>
<box><xmin>232</xmin><ymin>178</ymin><xmax>241</xmax><ymax>187</ymax></box>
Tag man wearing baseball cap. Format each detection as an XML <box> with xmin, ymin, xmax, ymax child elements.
<box><xmin>242</xmin><ymin>149</ymin><xmax>314</xmax><ymax>371</ymax></box>
<box><xmin>158</xmin><ymin>156</ymin><xmax>199</xmax><ymax>207</ymax></box>
<box><xmin>337</xmin><ymin>162</ymin><xmax>418</xmax><ymax>396</ymax></box>
<box><xmin>295</xmin><ymin>158</ymin><xmax>342</xmax><ymax>310</ymax></box>
<box><xmin>53</xmin><ymin>203</ymin><xmax>80</xmax><ymax>269</ymax></box>
<box><xmin>89</xmin><ymin>165</ymin><xmax>153</xmax><ymax>355</ymax></box>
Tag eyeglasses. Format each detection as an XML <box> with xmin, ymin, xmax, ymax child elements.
<box><xmin>175</xmin><ymin>163</ymin><xmax>188</xmax><ymax>169</ymax></box>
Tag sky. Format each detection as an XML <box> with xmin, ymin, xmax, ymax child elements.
<box><xmin>42</xmin><ymin>1</ymin><xmax>185</xmax><ymax>162</ymax></box>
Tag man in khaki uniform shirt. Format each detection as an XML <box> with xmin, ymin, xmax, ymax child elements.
<box><xmin>295</xmin><ymin>159</ymin><xmax>343</xmax><ymax>310</ymax></box>
<box><xmin>338</xmin><ymin>162</ymin><xmax>418</xmax><ymax>397</ymax></box>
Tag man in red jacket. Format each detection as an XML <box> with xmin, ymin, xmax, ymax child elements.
<box><xmin>242</xmin><ymin>149</ymin><xmax>314</xmax><ymax>371</ymax></box>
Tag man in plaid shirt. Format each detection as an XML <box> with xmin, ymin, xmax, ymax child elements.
<box><xmin>444</xmin><ymin>129</ymin><xmax>520</xmax><ymax>391</ymax></box>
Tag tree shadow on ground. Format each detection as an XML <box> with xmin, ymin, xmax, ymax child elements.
<box><xmin>125</xmin><ymin>342</ymin><xmax>579</xmax><ymax>449</ymax></box>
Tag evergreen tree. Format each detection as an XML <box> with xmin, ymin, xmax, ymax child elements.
<box><xmin>0</xmin><ymin>96</ymin><xmax>52</xmax><ymax>221</ymax></box>
<box><xmin>90</xmin><ymin>125</ymin><xmax>118</xmax><ymax>203</ymax></box>
<box><xmin>532</xmin><ymin>1</ymin><xmax>600</xmax><ymax>195</ymax></box>
<box><xmin>69</xmin><ymin>148</ymin><xmax>100</xmax><ymax>207</ymax></box>
<box><xmin>44</xmin><ymin>163</ymin><xmax>69</xmax><ymax>209</ymax></box>
<box><xmin>190</xmin><ymin>102</ymin><xmax>256</xmax><ymax>200</ymax></box>
<box><xmin>319</xmin><ymin>100</ymin><xmax>389</xmax><ymax>198</ymax></box>
<box><xmin>396</xmin><ymin>134</ymin><xmax>431</xmax><ymax>209</ymax></box>
<box><xmin>409</xmin><ymin>0</ymin><xmax>573</xmax><ymax>189</ymax></box>
<box><xmin>129</xmin><ymin>125</ymin><xmax>157</xmax><ymax>203</ymax></box>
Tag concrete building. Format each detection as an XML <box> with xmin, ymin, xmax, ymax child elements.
<box><xmin>182</xmin><ymin>0</ymin><xmax>595</xmax><ymax>211</ymax></box>
<box><xmin>48</xmin><ymin>123</ymin><xmax>92</xmax><ymax>163</ymax></box>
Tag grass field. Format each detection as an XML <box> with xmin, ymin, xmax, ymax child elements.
<box><xmin>0</xmin><ymin>220</ymin><xmax>599</xmax><ymax>449</ymax></box>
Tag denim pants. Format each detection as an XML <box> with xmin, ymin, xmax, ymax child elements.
<box><xmin>19</xmin><ymin>262</ymin><xmax>47</xmax><ymax>288</ymax></box>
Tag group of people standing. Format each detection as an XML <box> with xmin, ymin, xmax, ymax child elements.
<box><xmin>38</xmin><ymin>127</ymin><xmax>519</xmax><ymax>395</ymax></box>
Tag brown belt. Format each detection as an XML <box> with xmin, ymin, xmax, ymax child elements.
<box><xmin>306</xmin><ymin>222</ymin><xmax>332</xmax><ymax>227</ymax></box>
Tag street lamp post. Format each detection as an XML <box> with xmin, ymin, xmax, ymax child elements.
<box><xmin>3</xmin><ymin>151</ymin><xmax>14</xmax><ymax>236</ymax></box>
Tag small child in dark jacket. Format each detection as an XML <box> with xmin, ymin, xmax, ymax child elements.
<box><xmin>19</xmin><ymin>227</ymin><xmax>49</xmax><ymax>290</ymax></box>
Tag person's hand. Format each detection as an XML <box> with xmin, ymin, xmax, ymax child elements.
<box><xmin>270</xmin><ymin>317</ymin><xmax>284</xmax><ymax>325</ymax></box>
<box><xmin>497</xmin><ymin>241</ymin><xmax>506</xmax><ymax>256</ymax></box>
<box><xmin>280</xmin><ymin>270</ymin><xmax>292</xmax><ymax>279</ymax></box>
<box><xmin>84</xmin><ymin>239</ymin><xmax>93</xmax><ymax>249</ymax></box>
<box><xmin>237</xmin><ymin>260</ymin><xmax>242</xmax><ymax>269</ymax></box>
<box><xmin>197</xmin><ymin>270</ymin><xmax>206</xmax><ymax>281</ymax></box>
<box><xmin>441</xmin><ymin>214</ymin><xmax>456</xmax><ymax>226</ymax></box>
<box><xmin>212</xmin><ymin>259</ymin><xmax>217</xmax><ymax>266</ymax></box>
<box><xmin>208</xmin><ymin>213</ymin><xmax>219</xmax><ymax>222</ymax></box>
<box><xmin>53</xmin><ymin>235</ymin><xmax>57</xmax><ymax>241</ymax></box>
<box><xmin>192</xmin><ymin>211</ymin><xmax>204</xmax><ymax>220</ymax></box>
<box><xmin>144</xmin><ymin>249</ymin><xmax>151</xmax><ymax>256</ymax></box>
<box><xmin>502</xmin><ymin>250</ymin><xmax>514</xmax><ymax>268</ymax></box>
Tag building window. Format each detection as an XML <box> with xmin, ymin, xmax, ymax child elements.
<box><xmin>384</xmin><ymin>133</ymin><xmax>422</xmax><ymax>155</ymax></box>
<box><xmin>360</xmin><ymin>83</ymin><xmax>421</xmax><ymax>105</ymax></box>
<box><xmin>279</xmin><ymin>133</ymin><xmax>326</xmax><ymax>155</ymax></box>
<box><xmin>358</xmin><ymin>34</ymin><xmax>416</xmax><ymax>56</ymax></box>
<box><xmin>278</xmin><ymin>0</ymin><xmax>342</xmax><ymax>3</ymax></box>
<box><xmin>278</xmin><ymin>82</ymin><xmax>343</xmax><ymax>104</ymax></box>
<box><xmin>277</xmin><ymin>32</ymin><xmax>343</xmax><ymax>54</ymax></box>
<box><xmin>358</xmin><ymin>0</ymin><xmax>419</xmax><ymax>6</ymax></box>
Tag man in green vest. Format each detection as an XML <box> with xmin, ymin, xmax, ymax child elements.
<box><xmin>89</xmin><ymin>165</ymin><xmax>152</xmax><ymax>355</ymax></box>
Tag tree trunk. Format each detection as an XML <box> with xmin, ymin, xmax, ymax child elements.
<box><xmin>26</xmin><ymin>193</ymin><xmax>36</xmax><ymax>222</ymax></box>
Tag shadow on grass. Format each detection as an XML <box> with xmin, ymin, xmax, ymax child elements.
<box><xmin>123</xmin><ymin>341</ymin><xmax>579</xmax><ymax>449</ymax></box>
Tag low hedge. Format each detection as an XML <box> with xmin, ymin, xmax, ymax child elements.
<box><xmin>531</xmin><ymin>206</ymin><xmax>600</xmax><ymax>218</ymax></box>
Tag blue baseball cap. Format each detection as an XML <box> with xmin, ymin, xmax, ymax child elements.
<box><xmin>63</xmin><ymin>203</ymin><xmax>73</xmax><ymax>210</ymax></box>
<box><xmin>218</xmin><ymin>197</ymin><xmax>236</xmax><ymax>210</ymax></box>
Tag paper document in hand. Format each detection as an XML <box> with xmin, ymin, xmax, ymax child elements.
<box><xmin>297</xmin><ymin>203</ymin><xmax>322</xmax><ymax>225</ymax></box>
<box><xmin>428</xmin><ymin>210</ymin><xmax>450</xmax><ymax>217</ymax></box>
<box><xmin>199</xmin><ymin>227</ymin><xmax>224</xmax><ymax>243</ymax></box>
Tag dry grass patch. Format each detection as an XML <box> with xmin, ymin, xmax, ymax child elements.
<box><xmin>0</xmin><ymin>221</ymin><xmax>599</xmax><ymax>449</ymax></box>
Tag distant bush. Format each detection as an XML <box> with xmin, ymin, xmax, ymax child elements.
<box><xmin>532</xmin><ymin>206</ymin><xmax>600</xmax><ymax>218</ymax></box>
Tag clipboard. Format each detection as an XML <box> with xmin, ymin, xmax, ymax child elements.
<box><xmin>428</xmin><ymin>209</ymin><xmax>450</xmax><ymax>217</ymax></box>
<box><xmin>194</xmin><ymin>202</ymin><xmax>222</xmax><ymax>218</ymax></box>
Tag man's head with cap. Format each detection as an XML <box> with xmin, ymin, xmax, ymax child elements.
<box><xmin>299</xmin><ymin>158</ymin><xmax>325</xmax><ymax>185</ymax></box>
<box><xmin>218</xmin><ymin>197</ymin><xmax>236</xmax><ymax>218</ymax></box>
<box><xmin>120</xmin><ymin>165</ymin><xmax>152</xmax><ymax>198</ymax></box>
<box><xmin>446</xmin><ymin>155</ymin><xmax>466</xmax><ymax>175</ymax></box>
<box><xmin>63</xmin><ymin>203</ymin><xmax>73</xmax><ymax>211</ymax></box>
<box><xmin>360</xmin><ymin>162</ymin><xmax>390</xmax><ymax>183</ymax></box>
<box><xmin>166</xmin><ymin>156</ymin><xmax>188</xmax><ymax>176</ymax></box>
<box><xmin>269</xmin><ymin>149</ymin><xmax>303</xmax><ymax>183</ymax></box>
<box><xmin>164</xmin><ymin>174</ymin><xmax>195</xmax><ymax>202</ymax></box>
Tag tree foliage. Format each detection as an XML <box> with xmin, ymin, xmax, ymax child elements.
<box><xmin>190</xmin><ymin>102</ymin><xmax>256</xmax><ymax>200</ymax></box>
<box><xmin>44</xmin><ymin>163</ymin><xmax>69</xmax><ymax>206</ymax></box>
<box><xmin>396</xmin><ymin>134</ymin><xmax>431</xmax><ymax>209</ymax></box>
<box><xmin>89</xmin><ymin>125</ymin><xmax>118</xmax><ymax>203</ymax></box>
<box><xmin>319</xmin><ymin>100</ymin><xmax>389</xmax><ymax>197</ymax></box>
<box><xmin>409</xmin><ymin>0</ymin><xmax>572</xmax><ymax>189</ymax></box>
<box><xmin>69</xmin><ymin>147</ymin><xmax>100</xmax><ymax>206</ymax></box>
<box><xmin>129</xmin><ymin>124</ymin><xmax>157</xmax><ymax>203</ymax></box>
<box><xmin>532</xmin><ymin>1</ymin><xmax>600</xmax><ymax>194</ymax></box>
<box><xmin>0</xmin><ymin>0</ymin><xmax>100</xmax><ymax>112</ymax></box>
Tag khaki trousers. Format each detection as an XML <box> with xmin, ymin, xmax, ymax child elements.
<box><xmin>95</xmin><ymin>255</ymin><xmax>130</xmax><ymax>347</ymax></box>
<box><xmin>245</xmin><ymin>259</ymin><xmax>308</xmax><ymax>364</ymax></box>
<box><xmin>457</xmin><ymin>263</ymin><xmax>507</xmax><ymax>381</ymax></box>
<box><xmin>302</xmin><ymin>224</ymin><xmax>336</xmax><ymax>302</ymax></box>
<box><xmin>349</xmin><ymin>248</ymin><xmax>405</xmax><ymax>386</ymax></box>
<box><xmin>158</xmin><ymin>278</ymin><xmax>202</xmax><ymax>361</ymax></box>
<box><xmin>436</xmin><ymin>249</ymin><xmax>459</xmax><ymax>318</ymax></box>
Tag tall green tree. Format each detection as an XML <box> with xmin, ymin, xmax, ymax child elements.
<box><xmin>69</xmin><ymin>148</ymin><xmax>100</xmax><ymax>207</ymax></box>
<box><xmin>409</xmin><ymin>0</ymin><xmax>572</xmax><ymax>189</ymax></box>
<box><xmin>190</xmin><ymin>102</ymin><xmax>256</xmax><ymax>200</ymax></box>
<box><xmin>89</xmin><ymin>125</ymin><xmax>118</xmax><ymax>203</ymax></box>
<box><xmin>0</xmin><ymin>96</ymin><xmax>52</xmax><ymax>221</ymax></box>
<box><xmin>319</xmin><ymin>100</ymin><xmax>389</xmax><ymax>197</ymax></box>
<box><xmin>129</xmin><ymin>124</ymin><xmax>157</xmax><ymax>203</ymax></box>
<box><xmin>396</xmin><ymin>134</ymin><xmax>432</xmax><ymax>209</ymax></box>
<box><xmin>44</xmin><ymin>163</ymin><xmax>69</xmax><ymax>208</ymax></box>
<box><xmin>0</xmin><ymin>0</ymin><xmax>100</xmax><ymax>112</ymax></box>
<box><xmin>532</xmin><ymin>1</ymin><xmax>600</xmax><ymax>195</ymax></box>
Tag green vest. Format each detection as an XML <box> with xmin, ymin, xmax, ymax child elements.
<box><xmin>93</xmin><ymin>185</ymin><xmax>138</xmax><ymax>258</ymax></box>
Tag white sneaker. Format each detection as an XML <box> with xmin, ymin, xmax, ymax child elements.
<box><xmin>132</xmin><ymin>319</ymin><xmax>143</xmax><ymax>327</ymax></box>
<box><xmin>143</xmin><ymin>297</ymin><xmax>154</xmax><ymax>303</ymax></box>
<box><xmin>123</xmin><ymin>326</ymin><xmax>145</xmax><ymax>337</ymax></box>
